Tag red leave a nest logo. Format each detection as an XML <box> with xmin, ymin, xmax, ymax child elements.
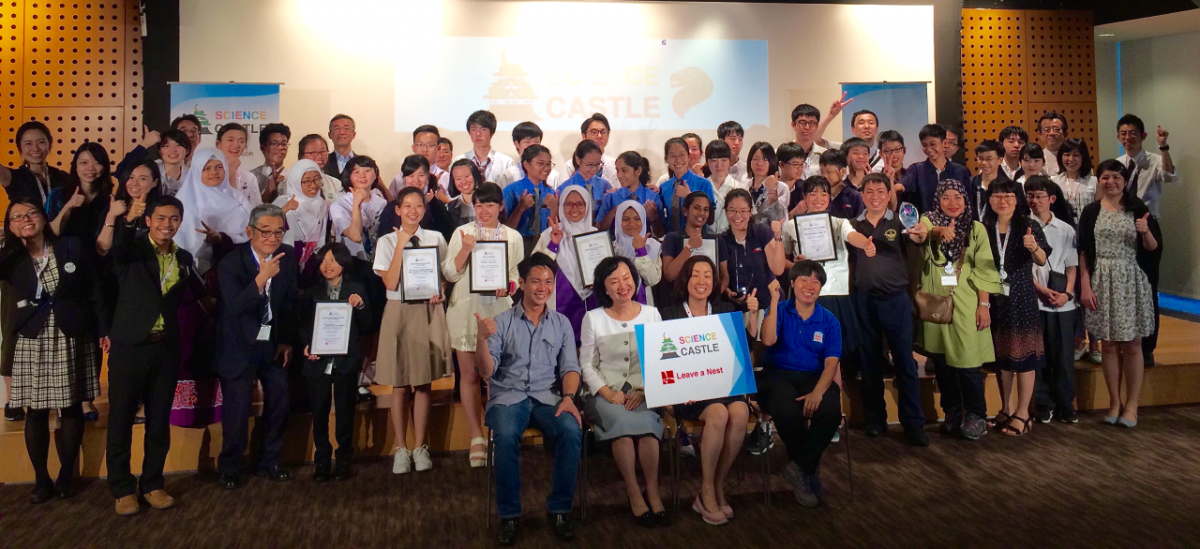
<box><xmin>662</xmin><ymin>371</ymin><xmax>676</xmax><ymax>385</ymax></box>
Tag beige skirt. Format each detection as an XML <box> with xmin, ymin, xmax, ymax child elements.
<box><xmin>374</xmin><ymin>300</ymin><xmax>451</xmax><ymax>388</ymax></box>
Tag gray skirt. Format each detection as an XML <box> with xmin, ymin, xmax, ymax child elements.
<box><xmin>584</xmin><ymin>383</ymin><xmax>664</xmax><ymax>441</ymax></box>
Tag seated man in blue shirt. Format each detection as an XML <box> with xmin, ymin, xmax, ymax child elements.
<box><xmin>760</xmin><ymin>260</ymin><xmax>843</xmax><ymax>509</ymax></box>
<box><xmin>475</xmin><ymin>253</ymin><xmax>583</xmax><ymax>546</ymax></box>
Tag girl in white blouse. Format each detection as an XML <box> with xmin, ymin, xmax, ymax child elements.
<box><xmin>579</xmin><ymin>257</ymin><xmax>667</xmax><ymax>526</ymax></box>
<box><xmin>612</xmin><ymin>201</ymin><xmax>662</xmax><ymax>306</ymax></box>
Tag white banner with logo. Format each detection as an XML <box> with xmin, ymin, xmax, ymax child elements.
<box><xmin>636</xmin><ymin>312</ymin><xmax>757</xmax><ymax>408</ymax></box>
<box><xmin>168</xmin><ymin>82</ymin><xmax>282</xmax><ymax>170</ymax></box>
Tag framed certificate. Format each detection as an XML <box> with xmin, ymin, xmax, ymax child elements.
<box><xmin>311</xmin><ymin>301</ymin><xmax>353</xmax><ymax>356</ymax></box>
<box><xmin>793</xmin><ymin>213</ymin><xmax>837</xmax><ymax>262</ymax></box>
<box><xmin>689</xmin><ymin>238</ymin><xmax>718</xmax><ymax>263</ymax></box>
<box><xmin>470</xmin><ymin>241</ymin><xmax>509</xmax><ymax>294</ymax></box>
<box><xmin>401</xmin><ymin>246</ymin><xmax>441</xmax><ymax>303</ymax></box>
<box><xmin>573</xmin><ymin>230</ymin><xmax>614</xmax><ymax>288</ymax></box>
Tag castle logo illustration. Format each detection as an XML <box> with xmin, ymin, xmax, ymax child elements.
<box><xmin>660</xmin><ymin>334</ymin><xmax>680</xmax><ymax>360</ymax></box>
<box><xmin>485</xmin><ymin>50</ymin><xmax>540</xmax><ymax>122</ymax></box>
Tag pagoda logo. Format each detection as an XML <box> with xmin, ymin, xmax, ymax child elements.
<box><xmin>659</xmin><ymin>334</ymin><xmax>680</xmax><ymax>360</ymax></box>
<box><xmin>485</xmin><ymin>50</ymin><xmax>540</xmax><ymax>122</ymax></box>
<box><xmin>193</xmin><ymin>105</ymin><xmax>214</xmax><ymax>135</ymax></box>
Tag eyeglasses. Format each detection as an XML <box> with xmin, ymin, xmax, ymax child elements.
<box><xmin>563</xmin><ymin>201</ymin><xmax>587</xmax><ymax>210</ymax></box>
<box><xmin>585</xmin><ymin>129</ymin><xmax>610</xmax><ymax>138</ymax></box>
<box><xmin>414</xmin><ymin>143</ymin><xmax>438</xmax><ymax>150</ymax></box>
<box><xmin>784</xmin><ymin>161</ymin><xmax>806</xmax><ymax>169</ymax></box>
<box><xmin>582</xmin><ymin>162</ymin><xmax>602</xmax><ymax>170</ymax></box>
<box><xmin>303</xmin><ymin>150</ymin><xmax>328</xmax><ymax>158</ymax></box>
<box><xmin>251</xmin><ymin>226</ymin><xmax>286</xmax><ymax>239</ymax></box>
<box><xmin>9</xmin><ymin>212</ymin><xmax>42</xmax><ymax>223</ymax></box>
<box><xmin>881</xmin><ymin>147</ymin><xmax>905</xmax><ymax>155</ymax></box>
<box><xmin>267</xmin><ymin>140</ymin><xmax>289</xmax><ymax>148</ymax></box>
<box><xmin>1039</xmin><ymin>127</ymin><xmax>1064</xmax><ymax>135</ymax></box>
<box><xmin>794</xmin><ymin>120</ymin><xmax>819</xmax><ymax>128</ymax></box>
<box><xmin>725</xmin><ymin>208</ymin><xmax>752</xmax><ymax>216</ymax></box>
<box><xmin>1026</xmin><ymin>193</ymin><xmax>1050</xmax><ymax>200</ymax></box>
<box><xmin>989</xmin><ymin>193</ymin><xmax>1017</xmax><ymax>202</ymax></box>
<box><xmin>531</xmin><ymin>161</ymin><xmax>554</xmax><ymax>169</ymax></box>
<box><xmin>1117</xmin><ymin>131</ymin><xmax>1141</xmax><ymax>139</ymax></box>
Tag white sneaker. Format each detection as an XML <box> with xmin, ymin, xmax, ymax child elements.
<box><xmin>392</xmin><ymin>447</ymin><xmax>413</xmax><ymax>474</ymax></box>
<box><xmin>412</xmin><ymin>445</ymin><xmax>433</xmax><ymax>472</ymax></box>
<box><xmin>1073</xmin><ymin>347</ymin><xmax>1087</xmax><ymax>361</ymax></box>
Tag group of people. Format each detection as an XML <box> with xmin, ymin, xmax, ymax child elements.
<box><xmin>0</xmin><ymin>98</ymin><xmax>1175</xmax><ymax>545</ymax></box>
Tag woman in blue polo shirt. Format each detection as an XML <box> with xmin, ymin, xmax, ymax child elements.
<box><xmin>657</xmin><ymin>138</ymin><xmax>716</xmax><ymax>234</ymax></box>
<box><xmin>760</xmin><ymin>260</ymin><xmax>843</xmax><ymax>509</ymax></box>
<box><xmin>562</xmin><ymin>140</ymin><xmax>611</xmax><ymax>208</ymax></box>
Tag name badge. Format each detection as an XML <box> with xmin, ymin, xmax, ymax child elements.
<box><xmin>257</xmin><ymin>325</ymin><xmax>272</xmax><ymax>341</ymax></box>
<box><xmin>17</xmin><ymin>300</ymin><xmax>28</xmax><ymax>308</ymax></box>
<box><xmin>63</xmin><ymin>262</ymin><xmax>76</xmax><ymax>273</ymax></box>
<box><xmin>813</xmin><ymin>332</ymin><xmax>823</xmax><ymax>343</ymax></box>
<box><xmin>941</xmin><ymin>275</ymin><xmax>958</xmax><ymax>287</ymax></box>
<box><xmin>999</xmin><ymin>283</ymin><xmax>1010</xmax><ymax>297</ymax></box>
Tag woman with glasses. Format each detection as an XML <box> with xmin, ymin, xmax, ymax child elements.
<box><xmin>561</xmin><ymin>140</ymin><xmax>612</xmax><ymax>209</ymax></box>
<box><xmin>718</xmin><ymin>189</ymin><xmax>784</xmax><ymax>314</ymax></box>
<box><xmin>272</xmin><ymin>159</ymin><xmax>330</xmax><ymax>287</ymax></box>
<box><xmin>296</xmin><ymin>134</ymin><xmax>344</xmax><ymax>201</ymax></box>
<box><xmin>533</xmin><ymin>185</ymin><xmax>597</xmax><ymax>340</ymax></box>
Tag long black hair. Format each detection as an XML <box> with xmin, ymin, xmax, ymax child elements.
<box><xmin>671</xmin><ymin>255</ymin><xmax>720</xmax><ymax>306</ymax></box>
<box><xmin>447</xmin><ymin>158</ymin><xmax>484</xmax><ymax>198</ymax></box>
<box><xmin>982</xmin><ymin>178</ymin><xmax>1034</xmax><ymax>234</ymax></box>
<box><xmin>115</xmin><ymin>160</ymin><xmax>165</xmax><ymax>204</ymax></box>
<box><xmin>2</xmin><ymin>198</ymin><xmax>56</xmax><ymax>253</ymax></box>
<box><xmin>63</xmin><ymin>142</ymin><xmax>114</xmax><ymax>198</ymax></box>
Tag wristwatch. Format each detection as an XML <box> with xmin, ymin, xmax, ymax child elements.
<box><xmin>1065</xmin><ymin>292</ymin><xmax>1075</xmax><ymax>301</ymax></box>
<box><xmin>1159</xmin><ymin>145</ymin><xmax>1170</xmax><ymax>151</ymax></box>
<box><xmin>562</xmin><ymin>394</ymin><xmax>577</xmax><ymax>405</ymax></box>
<box><xmin>980</xmin><ymin>302</ymin><xmax>991</xmax><ymax>309</ymax></box>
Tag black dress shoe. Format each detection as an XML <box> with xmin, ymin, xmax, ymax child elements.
<box><xmin>548</xmin><ymin>512</ymin><xmax>574</xmax><ymax>540</ymax></box>
<box><xmin>333</xmin><ymin>460</ymin><xmax>352</xmax><ymax>481</ymax></box>
<box><xmin>218</xmin><ymin>473</ymin><xmax>242</xmax><ymax>490</ymax></box>
<box><xmin>313</xmin><ymin>462</ymin><xmax>331</xmax><ymax>483</ymax></box>
<box><xmin>55</xmin><ymin>479</ymin><xmax>76</xmax><ymax>500</ymax></box>
<box><xmin>652</xmin><ymin>510</ymin><xmax>671</xmax><ymax>527</ymax></box>
<box><xmin>29</xmin><ymin>483</ymin><xmax>54</xmax><ymax>504</ymax></box>
<box><xmin>634</xmin><ymin>508</ymin><xmax>656</xmax><ymax>528</ymax></box>
<box><xmin>864</xmin><ymin>423</ymin><xmax>887</xmax><ymax>438</ymax></box>
<box><xmin>497</xmin><ymin>518</ymin><xmax>518</xmax><ymax>546</ymax></box>
<box><xmin>259</xmin><ymin>465</ymin><xmax>292</xmax><ymax>482</ymax></box>
<box><xmin>904</xmin><ymin>428</ymin><xmax>930</xmax><ymax>447</ymax></box>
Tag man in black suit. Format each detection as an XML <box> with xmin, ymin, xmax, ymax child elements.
<box><xmin>215</xmin><ymin>203</ymin><xmax>299</xmax><ymax>489</ymax></box>
<box><xmin>324</xmin><ymin>114</ymin><xmax>356</xmax><ymax>179</ymax></box>
<box><xmin>104</xmin><ymin>196</ymin><xmax>196</xmax><ymax>516</ymax></box>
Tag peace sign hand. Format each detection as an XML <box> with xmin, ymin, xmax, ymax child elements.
<box><xmin>549</xmin><ymin>217</ymin><xmax>564</xmax><ymax>244</ymax></box>
<box><xmin>828</xmin><ymin>91</ymin><xmax>854</xmax><ymax>118</ymax></box>
<box><xmin>196</xmin><ymin>221</ymin><xmax>222</xmax><ymax>244</ymax></box>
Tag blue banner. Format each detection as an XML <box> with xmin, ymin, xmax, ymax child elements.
<box><xmin>840</xmin><ymin>82</ymin><xmax>929</xmax><ymax>166</ymax></box>
<box><xmin>169</xmin><ymin>83</ymin><xmax>282</xmax><ymax>168</ymax></box>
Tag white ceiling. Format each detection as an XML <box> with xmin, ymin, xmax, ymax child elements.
<box><xmin>1096</xmin><ymin>8</ymin><xmax>1200</xmax><ymax>43</ymax></box>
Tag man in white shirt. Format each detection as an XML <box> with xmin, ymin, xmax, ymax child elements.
<box><xmin>1035</xmin><ymin>112</ymin><xmax>1068</xmax><ymax>176</ymax></box>
<box><xmin>790</xmin><ymin>104</ymin><xmax>826</xmax><ymax>180</ymax></box>
<box><xmin>215</xmin><ymin>123</ymin><xmax>262</xmax><ymax>207</ymax></box>
<box><xmin>495</xmin><ymin>121</ymin><xmax>563</xmax><ymax>189</ymax></box>
<box><xmin>1026</xmin><ymin>177</ymin><xmax>1079</xmax><ymax>424</ymax></box>
<box><xmin>296</xmin><ymin>134</ymin><xmax>344</xmax><ymax>201</ymax></box>
<box><xmin>998</xmin><ymin>126</ymin><xmax>1028</xmax><ymax>181</ymax></box>
<box><xmin>456</xmin><ymin>110</ymin><xmax>514</xmax><ymax>185</ymax></box>
<box><xmin>1115</xmin><ymin>114</ymin><xmax>1176</xmax><ymax>218</ymax></box>
<box><xmin>326</xmin><ymin>114</ymin><xmax>356</xmax><ymax>178</ymax></box>
<box><xmin>824</xmin><ymin>110</ymin><xmax>885</xmax><ymax>174</ymax></box>
<box><xmin>719</xmin><ymin>121</ymin><xmax>750</xmax><ymax>188</ymax></box>
<box><xmin>564</xmin><ymin>113</ymin><xmax>617</xmax><ymax>183</ymax></box>
<box><xmin>251</xmin><ymin>123</ymin><xmax>291</xmax><ymax>204</ymax></box>
<box><xmin>392</xmin><ymin>125</ymin><xmax>450</xmax><ymax>193</ymax></box>
<box><xmin>436</xmin><ymin>137</ymin><xmax>454</xmax><ymax>174</ymax></box>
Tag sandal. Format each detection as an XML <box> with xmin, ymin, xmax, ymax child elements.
<box><xmin>468</xmin><ymin>436</ymin><xmax>487</xmax><ymax>468</ymax></box>
<box><xmin>692</xmin><ymin>495</ymin><xmax>728</xmax><ymax>526</ymax></box>
<box><xmin>988</xmin><ymin>411</ymin><xmax>1011</xmax><ymax>428</ymax></box>
<box><xmin>1000</xmin><ymin>416</ymin><xmax>1031</xmax><ymax>437</ymax></box>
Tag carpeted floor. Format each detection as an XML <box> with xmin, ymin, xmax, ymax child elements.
<box><xmin>3</xmin><ymin>406</ymin><xmax>1200</xmax><ymax>549</ymax></box>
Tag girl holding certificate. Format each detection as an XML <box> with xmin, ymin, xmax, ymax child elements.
<box><xmin>612</xmin><ymin>201</ymin><xmax>662</xmax><ymax>306</ymax></box>
<box><xmin>273</xmin><ymin>159</ymin><xmax>329</xmax><ymax>287</ymax></box>
<box><xmin>443</xmin><ymin>182</ymin><xmax>523</xmax><ymax>467</ymax></box>
<box><xmin>374</xmin><ymin>187</ymin><xmax>451</xmax><ymax>474</ymax></box>
<box><xmin>534</xmin><ymin>185</ymin><xmax>597</xmax><ymax>340</ymax></box>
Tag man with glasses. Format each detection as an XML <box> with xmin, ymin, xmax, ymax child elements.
<box><xmin>252</xmin><ymin>123</ymin><xmax>291</xmax><ymax>204</ymax></box>
<box><xmin>325</xmin><ymin>114</ymin><xmax>357</xmax><ymax>178</ymax></box>
<box><xmin>564</xmin><ymin>113</ymin><xmax>618</xmax><ymax>183</ymax></box>
<box><xmin>790</xmin><ymin>104</ymin><xmax>827</xmax><ymax>180</ymax></box>
<box><xmin>296</xmin><ymin>134</ymin><xmax>343</xmax><ymax>201</ymax></box>
<box><xmin>1036</xmin><ymin>112</ymin><xmax>1068</xmax><ymax>176</ymax></box>
<box><xmin>392</xmin><ymin>125</ymin><xmax>450</xmax><ymax>193</ymax></box>
<box><xmin>898</xmin><ymin>124</ymin><xmax>971</xmax><ymax>214</ymax></box>
<box><xmin>877</xmin><ymin>130</ymin><xmax>908</xmax><ymax>187</ymax></box>
<box><xmin>214</xmin><ymin>203</ymin><xmax>300</xmax><ymax>490</ymax></box>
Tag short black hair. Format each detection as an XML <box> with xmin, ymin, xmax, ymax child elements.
<box><xmin>998</xmin><ymin>125</ymin><xmax>1029</xmax><ymax>144</ymax></box>
<box><xmin>789</xmin><ymin>259</ymin><xmax>827</xmax><ymax>286</ymax></box>
<box><xmin>680</xmin><ymin>133</ymin><xmax>703</xmax><ymax>149</ymax></box>
<box><xmin>860</xmin><ymin>173</ymin><xmax>891</xmax><ymax>192</ymax></box>
<box><xmin>437</xmin><ymin>136</ymin><xmax>453</xmax><ymax>151</ymax></box>
<box><xmin>683</xmin><ymin>190</ymin><xmax>710</xmax><ymax>211</ymax></box>
<box><xmin>466</xmin><ymin>110</ymin><xmax>498</xmax><ymax>134</ymax></box>
<box><xmin>776</xmin><ymin>142</ymin><xmax>805</xmax><ymax>165</ymax></box>
<box><xmin>801</xmin><ymin>175</ymin><xmax>832</xmax><ymax>196</ymax></box>
<box><xmin>512</xmin><ymin>121</ymin><xmax>544</xmax><ymax>143</ymax></box>
<box><xmin>1057</xmin><ymin>138</ymin><xmax>1093</xmax><ymax>178</ymax></box>
<box><xmin>791</xmin><ymin>104</ymin><xmax>821</xmax><ymax>123</ymax></box>
<box><xmin>671</xmin><ymin>255</ymin><xmax>719</xmax><ymax>305</ymax></box>
<box><xmin>393</xmin><ymin>185</ymin><xmax>425</xmax><ymax>207</ymax></box>
<box><xmin>413</xmin><ymin>124</ymin><xmax>440</xmax><ymax>140</ymax></box>
<box><xmin>918</xmin><ymin>124</ymin><xmax>947</xmax><ymax>141</ymax></box>
<box><xmin>974</xmin><ymin>139</ymin><xmax>1004</xmax><ymax>157</ymax></box>
<box><xmin>982</xmin><ymin>179</ymin><xmax>1031</xmax><ymax>221</ymax></box>
<box><xmin>877</xmin><ymin>130</ymin><xmax>904</xmax><ymax>147</ymax></box>
<box><xmin>400</xmin><ymin>154</ymin><xmax>431</xmax><ymax>181</ymax></box>
<box><xmin>717</xmin><ymin>121</ymin><xmax>744</xmax><ymax>140</ymax></box>
<box><xmin>1095</xmin><ymin>158</ymin><xmax>1131</xmax><ymax>180</ymax></box>
<box><xmin>746</xmin><ymin>142</ymin><xmax>777</xmax><ymax>178</ymax></box>
<box><xmin>296</xmin><ymin>134</ymin><xmax>328</xmax><ymax>160</ymax></box>
<box><xmin>1022</xmin><ymin>175</ymin><xmax>1056</xmax><ymax>195</ymax></box>
<box><xmin>259</xmin><ymin>123</ymin><xmax>291</xmax><ymax>148</ymax></box>
<box><xmin>1116</xmin><ymin>113</ymin><xmax>1145</xmax><ymax>134</ymax></box>
<box><xmin>339</xmin><ymin>155</ymin><xmax>384</xmax><ymax>193</ymax></box>
<box><xmin>819</xmin><ymin>148</ymin><xmax>847</xmax><ymax>169</ymax></box>
<box><xmin>704</xmin><ymin>140</ymin><xmax>731</xmax><ymax>160</ymax></box>
<box><xmin>518</xmin><ymin>252</ymin><xmax>559</xmax><ymax>280</ymax></box>
<box><xmin>1025</xmin><ymin>175</ymin><xmax>1077</xmax><ymax>227</ymax></box>
<box><xmin>329</xmin><ymin>114</ymin><xmax>355</xmax><ymax>131</ymax></box>
<box><xmin>850</xmin><ymin>110</ymin><xmax>878</xmax><ymax>127</ymax></box>
<box><xmin>724</xmin><ymin>188</ymin><xmax>753</xmax><ymax>211</ymax></box>
<box><xmin>592</xmin><ymin>256</ymin><xmax>640</xmax><ymax>308</ymax></box>
<box><xmin>1019</xmin><ymin>142</ymin><xmax>1044</xmax><ymax>161</ymax></box>
<box><xmin>841</xmin><ymin>137</ymin><xmax>870</xmax><ymax>154</ymax></box>
<box><xmin>159</xmin><ymin>129</ymin><xmax>193</xmax><ymax>156</ymax></box>
<box><xmin>216</xmin><ymin>123</ymin><xmax>246</xmax><ymax>141</ymax></box>
<box><xmin>315</xmin><ymin>241</ymin><xmax>354</xmax><ymax>271</ymax></box>
<box><xmin>580</xmin><ymin>113</ymin><xmax>611</xmax><ymax>134</ymax></box>
<box><xmin>521</xmin><ymin>143</ymin><xmax>551</xmax><ymax>166</ymax></box>
<box><xmin>1037</xmin><ymin>111</ymin><xmax>1069</xmax><ymax>134</ymax></box>
<box><xmin>147</xmin><ymin>195</ymin><xmax>185</xmax><ymax>219</ymax></box>
<box><xmin>448</xmin><ymin>158</ymin><xmax>484</xmax><ymax>197</ymax></box>
<box><xmin>170</xmin><ymin>115</ymin><xmax>201</xmax><ymax>130</ymax></box>
<box><xmin>474</xmin><ymin>182</ymin><xmax>504</xmax><ymax>205</ymax></box>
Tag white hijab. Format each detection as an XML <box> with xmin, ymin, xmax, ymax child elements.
<box><xmin>175</xmin><ymin>148</ymin><xmax>252</xmax><ymax>274</ymax></box>
<box><xmin>538</xmin><ymin>185</ymin><xmax>596</xmax><ymax>296</ymax></box>
<box><xmin>272</xmin><ymin>159</ymin><xmax>328</xmax><ymax>253</ymax></box>
<box><xmin>612</xmin><ymin>200</ymin><xmax>661</xmax><ymax>260</ymax></box>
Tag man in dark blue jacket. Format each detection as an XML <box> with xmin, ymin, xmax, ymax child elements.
<box><xmin>899</xmin><ymin>124</ymin><xmax>972</xmax><ymax>214</ymax></box>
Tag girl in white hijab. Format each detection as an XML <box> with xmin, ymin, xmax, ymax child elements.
<box><xmin>175</xmin><ymin>148</ymin><xmax>252</xmax><ymax>274</ymax></box>
<box><xmin>272</xmin><ymin>159</ymin><xmax>329</xmax><ymax>272</ymax></box>
<box><xmin>612</xmin><ymin>200</ymin><xmax>663</xmax><ymax>306</ymax></box>
<box><xmin>534</xmin><ymin>185</ymin><xmax>596</xmax><ymax>339</ymax></box>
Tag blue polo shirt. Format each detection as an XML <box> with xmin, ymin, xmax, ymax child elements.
<box><xmin>596</xmin><ymin>185</ymin><xmax>665</xmax><ymax>223</ymax></box>
<box><xmin>769</xmin><ymin>301</ymin><xmax>842</xmax><ymax>373</ymax></box>
<box><xmin>562</xmin><ymin>171</ymin><xmax>612</xmax><ymax>206</ymax></box>
<box><xmin>502</xmin><ymin>177</ymin><xmax>558</xmax><ymax>237</ymax></box>
<box><xmin>659</xmin><ymin>171</ymin><xmax>717</xmax><ymax>233</ymax></box>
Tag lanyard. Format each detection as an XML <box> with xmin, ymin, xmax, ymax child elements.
<box><xmin>994</xmin><ymin>223</ymin><xmax>1010</xmax><ymax>281</ymax></box>
<box><xmin>32</xmin><ymin>253</ymin><xmax>50</xmax><ymax>300</ymax></box>
<box><xmin>476</xmin><ymin>221</ymin><xmax>502</xmax><ymax>242</ymax></box>
<box><xmin>250</xmin><ymin>251</ymin><xmax>273</xmax><ymax>324</ymax></box>
<box><xmin>159</xmin><ymin>253</ymin><xmax>177</xmax><ymax>293</ymax></box>
<box><xmin>684</xmin><ymin>302</ymin><xmax>711</xmax><ymax>318</ymax></box>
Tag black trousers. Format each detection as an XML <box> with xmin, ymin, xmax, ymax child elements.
<box><xmin>765</xmin><ymin>370</ymin><xmax>841</xmax><ymax>475</ymax></box>
<box><xmin>855</xmin><ymin>291</ymin><xmax>925</xmax><ymax>430</ymax></box>
<box><xmin>1035</xmin><ymin>310</ymin><xmax>1077</xmax><ymax>414</ymax></box>
<box><xmin>218</xmin><ymin>344</ymin><xmax>290</xmax><ymax>475</ymax></box>
<box><xmin>305</xmin><ymin>370</ymin><xmax>358</xmax><ymax>464</ymax></box>
<box><xmin>930</xmin><ymin>355</ymin><xmax>986</xmax><ymax>422</ymax></box>
<box><xmin>106</xmin><ymin>338</ymin><xmax>179</xmax><ymax>498</ymax></box>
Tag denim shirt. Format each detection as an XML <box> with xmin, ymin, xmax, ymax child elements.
<box><xmin>486</xmin><ymin>303</ymin><xmax>581</xmax><ymax>412</ymax></box>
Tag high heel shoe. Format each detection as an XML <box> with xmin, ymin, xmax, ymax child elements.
<box><xmin>1103</xmin><ymin>416</ymin><xmax>1119</xmax><ymax>425</ymax></box>
<box><xmin>692</xmin><ymin>495</ymin><xmax>729</xmax><ymax>525</ymax></box>
<box><xmin>1117</xmin><ymin>417</ymin><xmax>1137</xmax><ymax>428</ymax></box>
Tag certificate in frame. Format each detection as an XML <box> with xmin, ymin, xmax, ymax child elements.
<box><xmin>793</xmin><ymin>212</ymin><xmax>838</xmax><ymax>262</ymax></box>
<box><xmin>311</xmin><ymin>301</ymin><xmax>353</xmax><ymax>356</ymax></box>
<box><xmin>573</xmin><ymin>229</ymin><xmax>615</xmax><ymax>288</ymax></box>
<box><xmin>469</xmin><ymin>241</ymin><xmax>510</xmax><ymax>294</ymax></box>
<box><xmin>401</xmin><ymin>246</ymin><xmax>442</xmax><ymax>303</ymax></box>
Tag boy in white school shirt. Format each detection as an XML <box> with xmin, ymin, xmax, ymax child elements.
<box><xmin>824</xmin><ymin>110</ymin><xmax>885</xmax><ymax>173</ymax></box>
<box><xmin>719</xmin><ymin>120</ymin><xmax>750</xmax><ymax>188</ymax></box>
<box><xmin>998</xmin><ymin>125</ymin><xmax>1029</xmax><ymax>181</ymax></box>
<box><xmin>457</xmin><ymin>110</ymin><xmax>514</xmax><ymax>186</ymax></box>
<box><xmin>790</xmin><ymin>104</ymin><xmax>827</xmax><ymax>180</ymax></box>
<box><xmin>1025</xmin><ymin>176</ymin><xmax>1079</xmax><ymax>424</ymax></box>
<box><xmin>392</xmin><ymin>125</ymin><xmax>451</xmax><ymax>193</ymax></box>
<box><xmin>495</xmin><ymin>121</ymin><xmax>563</xmax><ymax>189</ymax></box>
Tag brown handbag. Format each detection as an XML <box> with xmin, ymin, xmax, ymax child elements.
<box><xmin>915</xmin><ymin>236</ymin><xmax>968</xmax><ymax>325</ymax></box>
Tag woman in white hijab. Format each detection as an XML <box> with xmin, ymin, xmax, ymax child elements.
<box><xmin>533</xmin><ymin>185</ymin><xmax>596</xmax><ymax>340</ymax></box>
<box><xmin>174</xmin><ymin>148</ymin><xmax>252</xmax><ymax>275</ymax></box>
<box><xmin>612</xmin><ymin>201</ymin><xmax>663</xmax><ymax>306</ymax></box>
<box><xmin>273</xmin><ymin>159</ymin><xmax>329</xmax><ymax>286</ymax></box>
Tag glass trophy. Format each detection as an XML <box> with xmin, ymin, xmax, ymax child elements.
<box><xmin>898</xmin><ymin>202</ymin><xmax>920</xmax><ymax>229</ymax></box>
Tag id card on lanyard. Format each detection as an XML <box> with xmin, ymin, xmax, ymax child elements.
<box><xmin>251</xmin><ymin>251</ymin><xmax>274</xmax><ymax>341</ymax></box>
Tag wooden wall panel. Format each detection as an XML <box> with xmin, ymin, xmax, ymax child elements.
<box><xmin>961</xmin><ymin>9</ymin><xmax>1098</xmax><ymax>172</ymax></box>
<box><xmin>122</xmin><ymin>0</ymin><xmax>140</xmax><ymax>151</ymax></box>
<box><xmin>22</xmin><ymin>1</ymin><xmax>124</xmax><ymax>107</ymax></box>
<box><xmin>1</xmin><ymin>0</ymin><xmax>23</xmax><ymax>166</ymax></box>
<box><xmin>25</xmin><ymin>106</ymin><xmax>123</xmax><ymax>169</ymax></box>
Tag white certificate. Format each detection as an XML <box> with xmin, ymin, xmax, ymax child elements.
<box><xmin>573</xmin><ymin>230</ymin><xmax>614</xmax><ymax>288</ymax></box>
<box><xmin>794</xmin><ymin>213</ymin><xmax>837</xmax><ymax>262</ymax></box>
<box><xmin>470</xmin><ymin>241</ymin><xmax>509</xmax><ymax>293</ymax></box>
<box><xmin>402</xmin><ymin>246</ymin><xmax>441</xmax><ymax>303</ymax></box>
<box><xmin>689</xmin><ymin>238</ymin><xmax>718</xmax><ymax>263</ymax></box>
<box><xmin>311</xmin><ymin>302</ymin><xmax>353</xmax><ymax>356</ymax></box>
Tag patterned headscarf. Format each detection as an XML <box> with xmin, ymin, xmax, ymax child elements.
<box><xmin>926</xmin><ymin>178</ymin><xmax>972</xmax><ymax>262</ymax></box>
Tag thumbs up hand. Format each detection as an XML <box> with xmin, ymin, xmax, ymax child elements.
<box><xmin>1135</xmin><ymin>213</ymin><xmax>1151</xmax><ymax>235</ymax></box>
<box><xmin>864</xmin><ymin>236</ymin><xmax>877</xmax><ymax>258</ymax></box>
<box><xmin>66</xmin><ymin>187</ymin><xmax>86</xmax><ymax>210</ymax></box>
<box><xmin>939</xmin><ymin>219</ymin><xmax>956</xmax><ymax>243</ymax></box>
<box><xmin>1023</xmin><ymin>227</ymin><xmax>1039</xmax><ymax>251</ymax></box>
